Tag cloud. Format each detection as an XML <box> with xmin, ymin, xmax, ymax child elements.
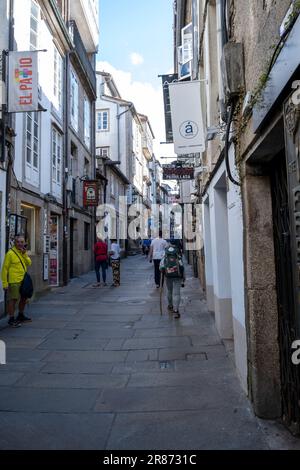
<box><xmin>130</xmin><ymin>52</ymin><xmax>144</xmax><ymax>66</ymax></box>
<box><xmin>96</xmin><ymin>61</ymin><xmax>175</xmax><ymax>161</ymax></box>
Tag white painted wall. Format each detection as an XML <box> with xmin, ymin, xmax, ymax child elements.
<box><xmin>227</xmin><ymin>145</ymin><xmax>245</xmax><ymax>327</ymax></box>
<box><xmin>13</xmin><ymin>0</ymin><xmax>63</xmax><ymax>200</ymax></box>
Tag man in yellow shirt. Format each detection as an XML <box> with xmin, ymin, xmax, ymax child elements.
<box><xmin>1</xmin><ymin>235</ymin><xmax>32</xmax><ymax>327</ymax></box>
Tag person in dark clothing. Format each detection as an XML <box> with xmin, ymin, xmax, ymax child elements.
<box><xmin>93</xmin><ymin>237</ymin><xmax>108</xmax><ymax>287</ymax></box>
<box><xmin>168</xmin><ymin>238</ymin><xmax>183</xmax><ymax>256</ymax></box>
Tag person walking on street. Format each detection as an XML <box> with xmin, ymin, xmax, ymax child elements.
<box><xmin>160</xmin><ymin>241</ymin><xmax>185</xmax><ymax>319</ymax></box>
<box><xmin>1</xmin><ymin>235</ymin><xmax>32</xmax><ymax>327</ymax></box>
<box><xmin>93</xmin><ymin>237</ymin><xmax>108</xmax><ymax>287</ymax></box>
<box><xmin>109</xmin><ymin>239</ymin><xmax>121</xmax><ymax>287</ymax></box>
<box><xmin>149</xmin><ymin>232</ymin><xmax>168</xmax><ymax>288</ymax></box>
<box><xmin>142</xmin><ymin>238</ymin><xmax>151</xmax><ymax>258</ymax></box>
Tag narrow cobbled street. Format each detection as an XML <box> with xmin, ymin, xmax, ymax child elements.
<box><xmin>0</xmin><ymin>255</ymin><xmax>299</xmax><ymax>450</ymax></box>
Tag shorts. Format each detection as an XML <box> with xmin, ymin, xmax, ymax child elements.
<box><xmin>7</xmin><ymin>283</ymin><xmax>22</xmax><ymax>301</ymax></box>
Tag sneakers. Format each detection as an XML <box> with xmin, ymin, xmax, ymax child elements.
<box><xmin>16</xmin><ymin>313</ymin><xmax>32</xmax><ymax>323</ymax></box>
<box><xmin>173</xmin><ymin>311</ymin><xmax>181</xmax><ymax>319</ymax></box>
<box><xmin>167</xmin><ymin>305</ymin><xmax>174</xmax><ymax>313</ymax></box>
<box><xmin>8</xmin><ymin>317</ymin><xmax>21</xmax><ymax>328</ymax></box>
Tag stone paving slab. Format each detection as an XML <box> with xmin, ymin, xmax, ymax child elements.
<box><xmin>126</xmin><ymin>349</ymin><xmax>158</xmax><ymax>362</ymax></box>
<box><xmin>40</xmin><ymin>361</ymin><xmax>114</xmax><ymax>375</ymax></box>
<box><xmin>0</xmin><ymin>387</ymin><xmax>101</xmax><ymax>412</ymax></box>
<box><xmin>106</xmin><ymin>409</ymin><xmax>269</xmax><ymax>450</ymax></box>
<box><xmin>0</xmin><ymin>372</ymin><xmax>25</xmax><ymax>386</ymax></box>
<box><xmin>112</xmin><ymin>362</ymin><xmax>164</xmax><ymax>374</ymax></box>
<box><xmin>0</xmin><ymin>362</ymin><xmax>44</xmax><ymax>373</ymax></box>
<box><xmin>78</xmin><ymin>314</ymin><xmax>142</xmax><ymax>323</ymax></box>
<box><xmin>133</xmin><ymin>326</ymin><xmax>218</xmax><ymax>338</ymax></box>
<box><xmin>0</xmin><ymin>328</ymin><xmax>53</xmax><ymax>339</ymax></box>
<box><xmin>6</xmin><ymin>349</ymin><xmax>51</xmax><ymax>363</ymax></box>
<box><xmin>94</xmin><ymin>384</ymin><xmax>246</xmax><ymax>413</ymax></box>
<box><xmin>4</xmin><ymin>338</ymin><xmax>46</xmax><ymax>349</ymax></box>
<box><xmin>15</xmin><ymin>372</ymin><xmax>129</xmax><ymax>389</ymax></box>
<box><xmin>122</xmin><ymin>336</ymin><xmax>192</xmax><ymax>350</ymax></box>
<box><xmin>0</xmin><ymin>412</ymin><xmax>114</xmax><ymax>450</ymax></box>
<box><xmin>37</xmin><ymin>338</ymin><xmax>109</xmax><ymax>351</ymax></box>
<box><xmin>45</xmin><ymin>350</ymin><xmax>128</xmax><ymax>363</ymax></box>
<box><xmin>126</xmin><ymin>369</ymin><xmax>238</xmax><ymax>389</ymax></box>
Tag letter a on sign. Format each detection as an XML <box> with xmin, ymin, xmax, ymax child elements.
<box><xmin>169</xmin><ymin>80</ymin><xmax>205</xmax><ymax>155</ymax></box>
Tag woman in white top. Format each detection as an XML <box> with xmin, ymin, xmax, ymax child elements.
<box><xmin>109</xmin><ymin>239</ymin><xmax>121</xmax><ymax>287</ymax></box>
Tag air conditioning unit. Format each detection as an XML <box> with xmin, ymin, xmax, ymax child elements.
<box><xmin>221</xmin><ymin>42</ymin><xmax>245</xmax><ymax>103</ymax></box>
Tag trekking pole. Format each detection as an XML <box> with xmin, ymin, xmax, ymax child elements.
<box><xmin>159</xmin><ymin>273</ymin><xmax>164</xmax><ymax>316</ymax></box>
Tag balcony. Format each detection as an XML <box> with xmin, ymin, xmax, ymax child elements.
<box><xmin>70</xmin><ymin>0</ymin><xmax>99</xmax><ymax>53</ymax></box>
<box><xmin>68</xmin><ymin>20</ymin><xmax>96</xmax><ymax>96</ymax></box>
<box><xmin>142</xmin><ymin>134</ymin><xmax>153</xmax><ymax>160</ymax></box>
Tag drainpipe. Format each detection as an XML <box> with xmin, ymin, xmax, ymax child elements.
<box><xmin>5</xmin><ymin>0</ymin><xmax>15</xmax><ymax>252</ymax></box>
<box><xmin>62</xmin><ymin>52</ymin><xmax>70</xmax><ymax>286</ymax></box>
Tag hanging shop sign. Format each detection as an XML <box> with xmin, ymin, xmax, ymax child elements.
<box><xmin>163</xmin><ymin>165</ymin><xmax>194</xmax><ymax>180</ymax></box>
<box><xmin>83</xmin><ymin>180</ymin><xmax>99</xmax><ymax>206</ymax></box>
<box><xmin>160</xmin><ymin>73</ymin><xmax>178</xmax><ymax>143</ymax></box>
<box><xmin>169</xmin><ymin>80</ymin><xmax>205</xmax><ymax>155</ymax></box>
<box><xmin>8</xmin><ymin>51</ymin><xmax>38</xmax><ymax>113</ymax></box>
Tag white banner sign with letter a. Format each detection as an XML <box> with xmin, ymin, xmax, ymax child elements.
<box><xmin>169</xmin><ymin>80</ymin><xmax>205</xmax><ymax>155</ymax></box>
<box><xmin>8</xmin><ymin>51</ymin><xmax>38</xmax><ymax>113</ymax></box>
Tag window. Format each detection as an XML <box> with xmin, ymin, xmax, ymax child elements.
<box><xmin>84</xmin><ymin>222</ymin><xmax>90</xmax><ymax>251</ymax></box>
<box><xmin>52</xmin><ymin>127</ymin><xmax>62</xmax><ymax>185</ymax></box>
<box><xmin>25</xmin><ymin>112</ymin><xmax>39</xmax><ymax>186</ymax></box>
<box><xmin>20</xmin><ymin>204</ymin><xmax>36</xmax><ymax>253</ymax></box>
<box><xmin>70</xmin><ymin>141</ymin><xmax>78</xmax><ymax>176</ymax></box>
<box><xmin>132</xmin><ymin>152</ymin><xmax>136</xmax><ymax>176</ymax></box>
<box><xmin>84</xmin><ymin>157</ymin><xmax>90</xmax><ymax>177</ymax></box>
<box><xmin>53</xmin><ymin>46</ymin><xmax>63</xmax><ymax>113</ymax></box>
<box><xmin>84</xmin><ymin>96</ymin><xmax>91</xmax><ymax>149</ymax></box>
<box><xmin>70</xmin><ymin>69</ymin><xmax>79</xmax><ymax>131</ymax></box>
<box><xmin>96</xmin><ymin>147</ymin><xmax>110</xmax><ymax>158</ymax></box>
<box><xmin>97</xmin><ymin>110</ymin><xmax>109</xmax><ymax>131</ymax></box>
<box><xmin>30</xmin><ymin>1</ymin><xmax>39</xmax><ymax>50</ymax></box>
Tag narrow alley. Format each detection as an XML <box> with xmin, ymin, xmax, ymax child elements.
<box><xmin>0</xmin><ymin>255</ymin><xmax>299</xmax><ymax>450</ymax></box>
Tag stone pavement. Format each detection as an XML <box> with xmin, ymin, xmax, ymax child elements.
<box><xmin>0</xmin><ymin>254</ymin><xmax>299</xmax><ymax>450</ymax></box>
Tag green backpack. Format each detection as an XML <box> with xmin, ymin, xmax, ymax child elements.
<box><xmin>163</xmin><ymin>246</ymin><xmax>183</xmax><ymax>278</ymax></box>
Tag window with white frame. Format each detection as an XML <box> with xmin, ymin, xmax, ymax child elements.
<box><xmin>30</xmin><ymin>0</ymin><xmax>39</xmax><ymax>50</ymax></box>
<box><xmin>97</xmin><ymin>110</ymin><xmax>109</xmax><ymax>131</ymax></box>
<box><xmin>70</xmin><ymin>69</ymin><xmax>79</xmax><ymax>132</ymax></box>
<box><xmin>25</xmin><ymin>112</ymin><xmax>39</xmax><ymax>187</ymax></box>
<box><xmin>84</xmin><ymin>95</ymin><xmax>91</xmax><ymax>149</ymax></box>
<box><xmin>96</xmin><ymin>147</ymin><xmax>110</xmax><ymax>158</ymax></box>
<box><xmin>53</xmin><ymin>46</ymin><xmax>63</xmax><ymax>113</ymax></box>
<box><xmin>52</xmin><ymin>127</ymin><xmax>62</xmax><ymax>186</ymax></box>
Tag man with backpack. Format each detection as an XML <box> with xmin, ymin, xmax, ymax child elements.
<box><xmin>1</xmin><ymin>235</ymin><xmax>32</xmax><ymax>327</ymax></box>
<box><xmin>159</xmin><ymin>241</ymin><xmax>185</xmax><ymax>319</ymax></box>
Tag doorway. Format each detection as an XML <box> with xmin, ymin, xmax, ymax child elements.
<box><xmin>270</xmin><ymin>149</ymin><xmax>300</xmax><ymax>434</ymax></box>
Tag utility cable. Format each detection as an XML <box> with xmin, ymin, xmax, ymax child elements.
<box><xmin>224</xmin><ymin>100</ymin><xmax>240</xmax><ymax>186</ymax></box>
